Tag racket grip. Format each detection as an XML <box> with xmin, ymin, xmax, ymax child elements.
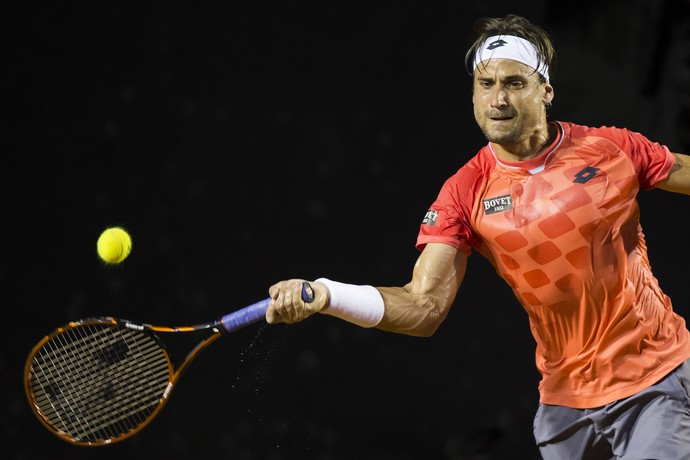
<box><xmin>220</xmin><ymin>283</ymin><xmax>314</xmax><ymax>332</ymax></box>
<box><xmin>220</xmin><ymin>298</ymin><xmax>270</xmax><ymax>333</ymax></box>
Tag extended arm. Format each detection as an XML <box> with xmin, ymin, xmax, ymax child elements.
<box><xmin>267</xmin><ymin>243</ymin><xmax>468</xmax><ymax>337</ymax></box>
<box><xmin>655</xmin><ymin>152</ymin><xmax>690</xmax><ymax>195</ymax></box>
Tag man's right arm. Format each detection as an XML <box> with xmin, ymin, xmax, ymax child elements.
<box><xmin>376</xmin><ymin>243</ymin><xmax>467</xmax><ymax>337</ymax></box>
<box><xmin>267</xmin><ymin>243</ymin><xmax>467</xmax><ymax>336</ymax></box>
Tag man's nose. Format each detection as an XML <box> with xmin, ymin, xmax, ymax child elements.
<box><xmin>490</xmin><ymin>87</ymin><xmax>509</xmax><ymax>108</ymax></box>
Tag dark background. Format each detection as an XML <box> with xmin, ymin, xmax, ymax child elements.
<box><xmin>3</xmin><ymin>1</ymin><xmax>689</xmax><ymax>459</ymax></box>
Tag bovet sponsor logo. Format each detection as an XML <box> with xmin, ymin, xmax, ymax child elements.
<box><xmin>483</xmin><ymin>194</ymin><xmax>513</xmax><ymax>215</ymax></box>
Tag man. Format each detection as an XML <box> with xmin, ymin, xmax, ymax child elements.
<box><xmin>267</xmin><ymin>14</ymin><xmax>690</xmax><ymax>459</ymax></box>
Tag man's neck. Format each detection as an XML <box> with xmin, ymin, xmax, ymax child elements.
<box><xmin>492</xmin><ymin>123</ymin><xmax>557</xmax><ymax>162</ymax></box>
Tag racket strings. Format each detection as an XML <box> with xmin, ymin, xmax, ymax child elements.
<box><xmin>32</xmin><ymin>326</ymin><xmax>133</xmax><ymax>440</ymax></box>
<box><xmin>62</xmin><ymin>325</ymin><xmax>167</xmax><ymax>439</ymax></box>
<box><xmin>28</xmin><ymin>324</ymin><xmax>172</xmax><ymax>443</ymax></box>
<box><xmin>32</xmin><ymin>325</ymin><xmax>167</xmax><ymax>441</ymax></box>
<box><xmin>34</xmin><ymin>326</ymin><xmax>160</xmax><ymax>390</ymax></box>
<box><xmin>53</xmin><ymin>325</ymin><xmax>167</xmax><ymax>440</ymax></box>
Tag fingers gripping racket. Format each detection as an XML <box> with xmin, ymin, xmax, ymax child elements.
<box><xmin>24</xmin><ymin>283</ymin><xmax>315</xmax><ymax>446</ymax></box>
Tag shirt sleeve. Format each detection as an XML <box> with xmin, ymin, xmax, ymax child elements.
<box><xmin>609</xmin><ymin>127</ymin><xmax>675</xmax><ymax>189</ymax></box>
<box><xmin>416</xmin><ymin>166</ymin><xmax>482</xmax><ymax>254</ymax></box>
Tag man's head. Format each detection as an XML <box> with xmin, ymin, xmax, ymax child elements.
<box><xmin>465</xmin><ymin>15</ymin><xmax>556</xmax><ymax>84</ymax></box>
<box><xmin>465</xmin><ymin>15</ymin><xmax>557</xmax><ymax>158</ymax></box>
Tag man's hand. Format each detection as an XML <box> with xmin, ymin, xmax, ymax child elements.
<box><xmin>267</xmin><ymin>279</ymin><xmax>330</xmax><ymax>324</ymax></box>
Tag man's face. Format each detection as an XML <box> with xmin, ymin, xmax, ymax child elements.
<box><xmin>472</xmin><ymin>58</ymin><xmax>553</xmax><ymax>147</ymax></box>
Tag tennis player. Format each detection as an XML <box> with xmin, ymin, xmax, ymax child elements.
<box><xmin>267</xmin><ymin>14</ymin><xmax>690</xmax><ymax>459</ymax></box>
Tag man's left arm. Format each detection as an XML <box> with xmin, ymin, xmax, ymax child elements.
<box><xmin>655</xmin><ymin>152</ymin><xmax>690</xmax><ymax>195</ymax></box>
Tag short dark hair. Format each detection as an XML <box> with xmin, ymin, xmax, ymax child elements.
<box><xmin>464</xmin><ymin>14</ymin><xmax>557</xmax><ymax>82</ymax></box>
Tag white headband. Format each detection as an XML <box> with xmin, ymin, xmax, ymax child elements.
<box><xmin>473</xmin><ymin>35</ymin><xmax>550</xmax><ymax>82</ymax></box>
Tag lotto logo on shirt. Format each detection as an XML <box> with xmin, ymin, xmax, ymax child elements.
<box><xmin>483</xmin><ymin>194</ymin><xmax>513</xmax><ymax>215</ymax></box>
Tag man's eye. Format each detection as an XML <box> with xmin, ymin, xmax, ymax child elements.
<box><xmin>508</xmin><ymin>81</ymin><xmax>524</xmax><ymax>89</ymax></box>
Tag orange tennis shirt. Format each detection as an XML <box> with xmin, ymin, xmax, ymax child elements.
<box><xmin>417</xmin><ymin>121</ymin><xmax>690</xmax><ymax>408</ymax></box>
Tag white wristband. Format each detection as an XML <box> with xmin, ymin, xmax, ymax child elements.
<box><xmin>316</xmin><ymin>278</ymin><xmax>385</xmax><ymax>328</ymax></box>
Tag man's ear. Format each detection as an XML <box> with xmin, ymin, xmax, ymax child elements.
<box><xmin>543</xmin><ymin>83</ymin><xmax>554</xmax><ymax>105</ymax></box>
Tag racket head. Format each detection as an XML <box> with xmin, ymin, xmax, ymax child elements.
<box><xmin>24</xmin><ymin>318</ymin><xmax>174</xmax><ymax>446</ymax></box>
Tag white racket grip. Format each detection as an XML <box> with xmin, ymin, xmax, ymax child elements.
<box><xmin>316</xmin><ymin>278</ymin><xmax>385</xmax><ymax>328</ymax></box>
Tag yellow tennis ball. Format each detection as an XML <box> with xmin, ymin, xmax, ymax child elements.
<box><xmin>97</xmin><ymin>227</ymin><xmax>132</xmax><ymax>264</ymax></box>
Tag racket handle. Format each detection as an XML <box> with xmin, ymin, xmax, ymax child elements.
<box><xmin>220</xmin><ymin>298</ymin><xmax>270</xmax><ymax>332</ymax></box>
<box><xmin>220</xmin><ymin>282</ymin><xmax>315</xmax><ymax>332</ymax></box>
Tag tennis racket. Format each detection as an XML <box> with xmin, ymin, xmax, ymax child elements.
<box><xmin>24</xmin><ymin>282</ymin><xmax>315</xmax><ymax>446</ymax></box>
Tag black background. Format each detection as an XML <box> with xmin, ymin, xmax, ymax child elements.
<box><xmin>3</xmin><ymin>1</ymin><xmax>690</xmax><ymax>459</ymax></box>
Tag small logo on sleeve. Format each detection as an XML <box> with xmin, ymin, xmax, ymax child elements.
<box><xmin>483</xmin><ymin>194</ymin><xmax>513</xmax><ymax>215</ymax></box>
<box><xmin>422</xmin><ymin>210</ymin><xmax>438</xmax><ymax>226</ymax></box>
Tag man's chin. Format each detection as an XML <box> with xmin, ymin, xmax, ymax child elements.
<box><xmin>481</xmin><ymin>130</ymin><xmax>519</xmax><ymax>145</ymax></box>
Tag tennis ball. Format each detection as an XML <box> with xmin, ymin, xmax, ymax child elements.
<box><xmin>97</xmin><ymin>227</ymin><xmax>132</xmax><ymax>264</ymax></box>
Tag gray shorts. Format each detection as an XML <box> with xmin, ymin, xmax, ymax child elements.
<box><xmin>533</xmin><ymin>358</ymin><xmax>690</xmax><ymax>460</ymax></box>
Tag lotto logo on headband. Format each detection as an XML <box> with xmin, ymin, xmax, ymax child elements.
<box><xmin>487</xmin><ymin>39</ymin><xmax>507</xmax><ymax>50</ymax></box>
